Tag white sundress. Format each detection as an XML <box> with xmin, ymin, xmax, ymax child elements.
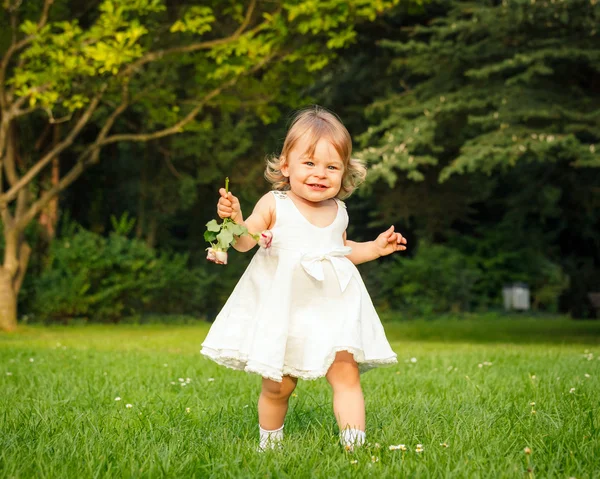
<box><xmin>200</xmin><ymin>190</ymin><xmax>397</xmax><ymax>382</ymax></box>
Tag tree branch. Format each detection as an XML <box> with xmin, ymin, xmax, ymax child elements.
<box><xmin>16</xmin><ymin>53</ymin><xmax>275</xmax><ymax>230</ymax></box>
<box><xmin>119</xmin><ymin>0</ymin><xmax>257</xmax><ymax>79</ymax></box>
<box><xmin>102</xmin><ymin>54</ymin><xmax>272</xmax><ymax>146</ymax></box>
<box><xmin>0</xmin><ymin>85</ymin><xmax>106</xmax><ymax>206</ymax></box>
<box><xmin>0</xmin><ymin>0</ymin><xmax>53</xmax><ymax>110</ymax></box>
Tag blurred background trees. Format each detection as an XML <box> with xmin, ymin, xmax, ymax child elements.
<box><xmin>1</xmin><ymin>0</ymin><xmax>598</xmax><ymax>329</ymax></box>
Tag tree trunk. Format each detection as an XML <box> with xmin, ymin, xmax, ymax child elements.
<box><xmin>1</xmin><ymin>225</ymin><xmax>31</xmax><ymax>332</ymax></box>
<box><xmin>39</xmin><ymin>125</ymin><xmax>61</xmax><ymax>240</ymax></box>
<box><xmin>0</xmin><ymin>267</ymin><xmax>17</xmax><ymax>332</ymax></box>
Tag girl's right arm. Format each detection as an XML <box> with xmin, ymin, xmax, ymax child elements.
<box><xmin>217</xmin><ymin>189</ymin><xmax>275</xmax><ymax>252</ymax></box>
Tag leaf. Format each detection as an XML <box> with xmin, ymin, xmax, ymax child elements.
<box><xmin>205</xmin><ymin>219</ymin><xmax>221</xmax><ymax>232</ymax></box>
<box><xmin>227</xmin><ymin>222</ymin><xmax>248</xmax><ymax>236</ymax></box>
<box><xmin>204</xmin><ymin>230</ymin><xmax>218</xmax><ymax>243</ymax></box>
<box><xmin>216</xmin><ymin>229</ymin><xmax>234</xmax><ymax>250</ymax></box>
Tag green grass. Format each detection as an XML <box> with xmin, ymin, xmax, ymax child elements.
<box><xmin>1</xmin><ymin>317</ymin><xmax>599</xmax><ymax>478</ymax></box>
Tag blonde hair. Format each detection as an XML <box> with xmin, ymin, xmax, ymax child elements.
<box><xmin>264</xmin><ymin>106</ymin><xmax>367</xmax><ymax>199</ymax></box>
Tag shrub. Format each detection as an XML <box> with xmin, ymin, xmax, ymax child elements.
<box><xmin>28</xmin><ymin>226</ymin><xmax>214</xmax><ymax>322</ymax></box>
<box><xmin>377</xmin><ymin>242</ymin><xmax>482</xmax><ymax>315</ymax></box>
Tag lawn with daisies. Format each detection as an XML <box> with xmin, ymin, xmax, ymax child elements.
<box><xmin>1</xmin><ymin>316</ymin><xmax>599</xmax><ymax>478</ymax></box>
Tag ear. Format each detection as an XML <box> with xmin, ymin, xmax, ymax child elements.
<box><xmin>280</xmin><ymin>156</ymin><xmax>289</xmax><ymax>177</ymax></box>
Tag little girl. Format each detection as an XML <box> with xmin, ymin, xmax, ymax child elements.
<box><xmin>201</xmin><ymin>106</ymin><xmax>407</xmax><ymax>451</ymax></box>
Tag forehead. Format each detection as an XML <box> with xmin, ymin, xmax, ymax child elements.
<box><xmin>292</xmin><ymin>132</ymin><xmax>343</xmax><ymax>163</ymax></box>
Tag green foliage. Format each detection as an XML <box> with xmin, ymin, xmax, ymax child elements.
<box><xmin>27</xmin><ymin>224</ymin><xmax>214</xmax><ymax>322</ymax></box>
<box><xmin>376</xmin><ymin>241</ymin><xmax>482</xmax><ymax>315</ymax></box>
<box><xmin>358</xmin><ymin>0</ymin><xmax>600</xmax><ymax>185</ymax></box>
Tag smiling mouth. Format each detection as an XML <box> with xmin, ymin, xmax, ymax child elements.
<box><xmin>307</xmin><ymin>183</ymin><xmax>328</xmax><ymax>189</ymax></box>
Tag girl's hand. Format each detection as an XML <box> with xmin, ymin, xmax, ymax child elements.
<box><xmin>217</xmin><ymin>188</ymin><xmax>242</xmax><ymax>221</ymax></box>
<box><xmin>374</xmin><ymin>225</ymin><xmax>407</xmax><ymax>257</ymax></box>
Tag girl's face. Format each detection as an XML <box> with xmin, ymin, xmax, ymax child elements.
<box><xmin>281</xmin><ymin>135</ymin><xmax>345</xmax><ymax>204</ymax></box>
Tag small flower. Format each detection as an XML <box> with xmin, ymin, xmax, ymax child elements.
<box><xmin>126</xmin><ymin>404</ymin><xmax>133</xmax><ymax>408</ymax></box>
<box><xmin>584</xmin><ymin>374</ymin><xmax>591</xmax><ymax>378</ymax></box>
<box><xmin>569</xmin><ymin>388</ymin><xmax>576</xmax><ymax>394</ymax></box>
<box><xmin>371</xmin><ymin>456</ymin><xmax>379</xmax><ymax>463</ymax></box>
<box><xmin>115</xmin><ymin>397</ymin><xmax>121</xmax><ymax>401</ymax></box>
<box><xmin>531</xmin><ymin>410</ymin><xmax>537</xmax><ymax>414</ymax></box>
<box><xmin>440</xmin><ymin>442</ymin><xmax>449</xmax><ymax>448</ymax></box>
<box><xmin>207</xmin><ymin>378</ymin><xmax>215</xmax><ymax>382</ymax></box>
<box><xmin>185</xmin><ymin>378</ymin><xmax>191</xmax><ymax>383</ymax></box>
<box><xmin>524</xmin><ymin>447</ymin><xmax>532</xmax><ymax>455</ymax></box>
<box><xmin>531</xmin><ymin>375</ymin><xmax>536</xmax><ymax>380</ymax></box>
<box><xmin>206</xmin><ymin>247</ymin><xmax>228</xmax><ymax>265</ymax></box>
<box><xmin>180</xmin><ymin>383</ymin><xmax>187</xmax><ymax>387</ymax></box>
<box><xmin>29</xmin><ymin>358</ymin><xmax>34</xmax><ymax>362</ymax></box>
<box><xmin>170</xmin><ymin>381</ymin><xmax>176</xmax><ymax>385</ymax></box>
<box><xmin>350</xmin><ymin>460</ymin><xmax>358</xmax><ymax>464</ymax></box>
<box><xmin>478</xmin><ymin>363</ymin><xmax>483</xmax><ymax>368</ymax></box>
<box><xmin>185</xmin><ymin>407</ymin><xmax>191</xmax><ymax>413</ymax></box>
<box><xmin>373</xmin><ymin>443</ymin><xmax>381</xmax><ymax>449</ymax></box>
<box><xmin>410</xmin><ymin>357</ymin><xmax>417</xmax><ymax>363</ymax></box>
<box><xmin>178</xmin><ymin>378</ymin><xmax>184</xmax><ymax>382</ymax></box>
<box><xmin>6</xmin><ymin>372</ymin><xmax>13</xmax><ymax>376</ymax></box>
<box><xmin>292</xmin><ymin>393</ymin><xmax>298</xmax><ymax>397</ymax></box>
<box><xmin>258</xmin><ymin>230</ymin><xmax>273</xmax><ymax>249</ymax></box>
<box><xmin>415</xmin><ymin>444</ymin><xmax>424</xmax><ymax>453</ymax></box>
<box><xmin>389</xmin><ymin>444</ymin><xmax>407</xmax><ymax>451</ymax></box>
<box><xmin>530</xmin><ymin>402</ymin><xmax>536</xmax><ymax>406</ymax></box>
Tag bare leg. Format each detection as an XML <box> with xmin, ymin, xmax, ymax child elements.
<box><xmin>258</xmin><ymin>375</ymin><xmax>298</xmax><ymax>430</ymax></box>
<box><xmin>326</xmin><ymin>351</ymin><xmax>365</xmax><ymax>447</ymax></box>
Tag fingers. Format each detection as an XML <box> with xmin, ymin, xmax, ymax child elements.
<box><xmin>384</xmin><ymin>226</ymin><xmax>408</xmax><ymax>251</ymax></box>
<box><xmin>217</xmin><ymin>189</ymin><xmax>240</xmax><ymax>219</ymax></box>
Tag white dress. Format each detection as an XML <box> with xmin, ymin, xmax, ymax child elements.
<box><xmin>200</xmin><ymin>190</ymin><xmax>397</xmax><ymax>382</ymax></box>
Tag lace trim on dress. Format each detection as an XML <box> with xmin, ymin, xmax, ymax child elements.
<box><xmin>200</xmin><ymin>346</ymin><xmax>397</xmax><ymax>382</ymax></box>
<box><xmin>272</xmin><ymin>190</ymin><xmax>288</xmax><ymax>199</ymax></box>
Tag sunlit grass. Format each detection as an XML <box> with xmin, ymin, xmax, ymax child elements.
<box><xmin>1</xmin><ymin>317</ymin><xmax>599</xmax><ymax>478</ymax></box>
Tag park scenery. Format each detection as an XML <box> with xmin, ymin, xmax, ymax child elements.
<box><xmin>1</xmin><ymin>0</ymin><xmax>599</xmax><ymax>478</ymax></box>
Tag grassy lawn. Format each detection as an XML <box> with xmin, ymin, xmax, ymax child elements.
<box><xmin>1</xmin><ymin>317</ymin><xmax>599</xmax><ymax>478</ymax></box>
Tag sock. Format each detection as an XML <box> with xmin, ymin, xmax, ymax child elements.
<box><xmin>259</xmin><ymin>424</ymin><xmax>284</xmax><ymax>451</ymax></box>
<box><xmin>339</xmin><ymin>428</ymin><xmax>366</xmax><ymax>451</ymax></box>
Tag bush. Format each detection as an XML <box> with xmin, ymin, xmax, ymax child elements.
<box><xmin>376</xmin><ymin>242</ymin><xmax>482</xmax><ymax>315</ymax></box>
<box><xmin>27</xmin><ymin>225</ymin><xmax>214</xmax><ymax>322</ymax></box>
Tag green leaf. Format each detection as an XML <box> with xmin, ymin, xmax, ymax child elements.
<box><xmin>204</xmin><ymin>230</ymin><xmax>218</xmax><ymax>243</ymax></box>
<box><xmin>205</xmin><ymin>219</ymin><xmax>221</xmax><ymax>232</ymax></box>
<box><xmin>216</xmin><ymin>229</ymin><xmax>234</xmax><ymax>250</ymax></box>
<box><xmin>227</xmin><ymin>222</ymin><xmax>248</xmax><ymax>236</ymax></box>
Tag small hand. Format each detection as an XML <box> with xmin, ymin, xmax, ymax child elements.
<box><xmin>217</xmin><ymin>188</ymin><xmax>242</xmax><ymax>221</ymax></box>
<box><xmin>375</xmin><ymin>225</ymin><xmax>407</xmax><ymax>257</ymax></box>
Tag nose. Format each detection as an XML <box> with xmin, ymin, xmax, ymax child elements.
<box><xmin>314</xmin><ymin>166</ymin><xmax>327</xmax><ymax>178</ymax></box>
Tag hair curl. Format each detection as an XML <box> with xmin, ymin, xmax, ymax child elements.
<box><xmin>264</xmin><ymin>106</ymin><xmax>366</xmax><ymax>200</ymax></box>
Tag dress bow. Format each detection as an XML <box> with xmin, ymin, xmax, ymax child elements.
<box><xmin>300</xmin><ymin>246</ymin><xmax>353</xmax><ymax>292</ymax></box>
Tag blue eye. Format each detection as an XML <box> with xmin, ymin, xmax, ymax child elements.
<box><xmin>305</xmin><ymin>161</ymin><xmax>315</xmax><ymax>166</ymax></box>
<box><xmin>328</xmin><ymin>165</ymin><xmax>338</xmax><ymax>170</ymax></box>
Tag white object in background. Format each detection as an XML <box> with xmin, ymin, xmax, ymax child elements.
<box><xmin>503</xmin><ymin>283</ymin><xmax>530</xmax><ymax>311</ymax></box>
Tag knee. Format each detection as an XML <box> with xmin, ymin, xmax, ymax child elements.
<box><xmin>326</xmin><ymin>352</ymin><xmax>361</xmax><ymax>391</ymax></box>
<box><xmin>261</xmin><ymin>376</ymin><xmax>297</xmax><ymax>401</ymax></box>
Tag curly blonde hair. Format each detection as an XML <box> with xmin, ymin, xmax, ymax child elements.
<box><xmin>264</xmin><ymin>106</ymin><xmax>367</xmax><ymax>200</ymax></box>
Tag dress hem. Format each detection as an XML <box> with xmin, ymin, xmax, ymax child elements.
<box><xmin>200</xmin><ymin>346</ymin><xmax>398</xmax><ymax>382</ymax></box>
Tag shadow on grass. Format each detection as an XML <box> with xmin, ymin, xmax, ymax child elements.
<box><xmin>382</xmin><ymin>314</ymin><xmax>600</xmax><ymax>345</ymax></box>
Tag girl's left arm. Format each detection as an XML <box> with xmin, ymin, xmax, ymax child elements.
<box><xmin>344</xmin><ymin>226</ymin><xmax>407</xmax><ymax>265</ymax></box>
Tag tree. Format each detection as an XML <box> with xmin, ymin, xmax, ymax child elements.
<box><xmin>355</xmin><ymin>0</ymin><xmax>600</xmax><ymax>313</ymax></box>
<box><xmin>358</xmin><ymin>0</ymin><xmax>600</xmax><ymax>183</ymax></box>
<box><xmin>0</xmin><ymin>0</ymin><xmax>401</xmax><ymax>331</ymax></box>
